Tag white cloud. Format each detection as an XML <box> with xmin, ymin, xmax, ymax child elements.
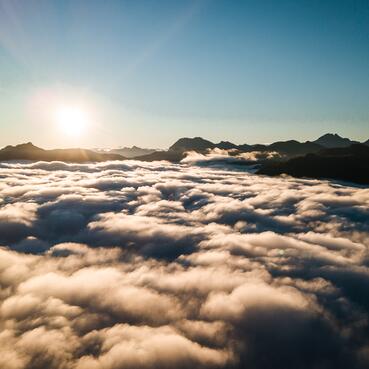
<box><xmin>0</xmin><ymin>159</ymin><xmax>368</xmax><ymax>368</ymax></box>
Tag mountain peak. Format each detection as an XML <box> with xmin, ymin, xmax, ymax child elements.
<box><xmin>18</xmin><ymin>142</ymin><xmax>40</xmax><ymax>149</ymax></box>
<box><xmin>2</xmin><ymin>142</ymin><xmax>43</xmax><ymax>152</ymax></box>
<box><xmin>314</xmin><ymin>133</ymin><xmax>358</xmax><ymax>148</ymax></box>
<box><xmin>215</xmin><ymin>141</ymin><xmax>238</xmax><ymax>149</ymax></box>
<box><xmin>319</xmin><ymin>133</ymin><xmax>341</xmax><ymax>139</ymax></box>
<box><xmin>169</xmin><ymin>137</ymin><xmax>215</xmax><ymax>152</ymax></box>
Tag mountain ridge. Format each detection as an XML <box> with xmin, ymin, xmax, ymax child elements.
<box><xmin>313</xmin><ymin>133</ymin><xmax>359</xmax><ymax>148</ymax></box>
<box><xmin>0</xmin><ymin>143</ymin><xmax>125</xmax><ymax>162</ymax></box>
<box><xmin>95</xmin><ymin>146</ymin><xmax>157</xmax><ymax>158</ymax></box>
<box><xmin>2</xmin><ymin>137</ymin><xmax>369</xmax><ymax>185</ymax></box>
<box><xmin>167</xmin><ymin>135</ymin><xmax>334</xmax><ymax>157</ymax></box>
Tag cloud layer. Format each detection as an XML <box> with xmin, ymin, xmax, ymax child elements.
<box><xmin>0</xmin><ymin>159</ymin><xmax>368</xmax><ymax>369</ymax></box>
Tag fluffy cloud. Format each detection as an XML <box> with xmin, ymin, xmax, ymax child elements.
<box><xmin>0</xmin><ymin>159</ymin><xmax>368</xmax><ymax>368</ymax></box>
<box><xmin>181</xmin><ymin>148</ymin><xmax>280</xmax><ymax>166</ymax></box>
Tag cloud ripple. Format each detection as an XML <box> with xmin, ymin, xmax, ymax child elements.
<box><xmin>0</xmin><ymin>160</ymin><xmax>368</xmax><ymax>369</ymax></box>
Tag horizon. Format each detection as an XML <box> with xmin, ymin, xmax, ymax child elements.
<box><xmin>1</xmin><ymin>0</ymin><xmax>369</xmax><ymax>148</ymax></box>
<box><xmin>1</xmin><ymin>131</ymin><xmax>368</xmax><ymax>150</ymax></box>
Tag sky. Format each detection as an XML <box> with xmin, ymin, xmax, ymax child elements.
<box><xmin>0</xmin><ymin>0</ymin><xmax>369</xmax><ymax>148</ymax></box>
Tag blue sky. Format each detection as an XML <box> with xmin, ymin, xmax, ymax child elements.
<box><xmin>0</xmin><ymin>0</ymin><xmax>368</xmax><ymax>148</ymax></box>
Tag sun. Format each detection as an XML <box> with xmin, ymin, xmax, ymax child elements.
<box><xmin>55</xmin><ymin>106</ymin><xmax>89</xmax><ymax>137</ymax></box>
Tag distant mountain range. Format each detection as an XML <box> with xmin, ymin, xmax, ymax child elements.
<box><xmin>0</xmin><ymin>143</ymin><xmax>125</xmax><ymax>162</ymax></box>
<box><xmin>1</xmin><ymin>134</ymin><xmax>368</xmax><ymax>184</ymax></box>
<box><xmin>95</xmin><ymin>146</ymin><xmax>157</xmax><ymax>158</ymax></box>
<box><xmin>167</xmin><ymin>133</ymin><xmax>364</xmax><ymax>155</ymax></box>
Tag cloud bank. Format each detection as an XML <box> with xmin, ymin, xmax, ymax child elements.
<box><xmin>181</xmin><ymin>148</ymin><xmax>280</xmax><ymax>168</ymax></box>
<box><xmin>0</xmin><ymin>159</ymin><xmax>368</xmax><ymax>369</ymax></box>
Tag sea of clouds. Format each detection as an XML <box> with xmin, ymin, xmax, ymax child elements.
<box><xmin>0</xmin><ymin>159</ymin><xmax>368</xmax><ymax>369</ymax></box>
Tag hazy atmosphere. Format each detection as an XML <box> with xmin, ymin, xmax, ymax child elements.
<box><xmin>1</xmin><ymin>0</ymin><xmax>369</xmax><ymax>148</ymax></box>
<box><xmin>0</xmin><ymin>1</ymin><xmax>369</xmax><ymax>369</ymax></box>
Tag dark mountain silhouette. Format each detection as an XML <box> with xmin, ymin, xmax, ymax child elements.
<box><xmin>169</xmin><ymin>137</ymin><xmax>215</xmax><ymax>152</ymax></box>
<box><xmin>268</xmin><ymin>140</ymin><xmax>322</xmax><ymax>155</ymax></box>
<box><xmin>250</xmin><ymin>144</ymin><xmax>268</xmax><ymax>151</ymax></box>
<box><xmin>169</xmin><ymin>137</ymin><xmax>254</xmax><ymax>153</ymax></box>
<box><xmin>313</xmin><ymin>133</ymin><xmax>358</xmax><ymax>148</ymax></box>
<box><xmin>168</xmin><ymin>137</ymin><xmax>323</xmax><ymax>157</ymax></box>
<box><xmin>215</xmin><ymin>141</ymin><xmax>239</xmax><ymax>150</ymax></box>
<box><xmin>258</xmin><ymin>144</ymin><xmax>369</xmax><ymax>184</ymax></box>
<box><xmin>238</xmin><ymin>143</ymin><xmax>252</xmax><ymax>150</ymax></box>
<box><xmin>0</xmin><ymin>143</ymin><xmax>125</xmax><ymax>162</ymax></box>
<box><xmin>2</xmin><ymin>134</ymin><xmax>368</xmax><ymax>184</ymax></box>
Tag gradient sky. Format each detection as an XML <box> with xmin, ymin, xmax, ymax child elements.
<box><xmin>0</xmin><ymin>0</ymin><xmax>369</xmax><ymax>148</ymax></box>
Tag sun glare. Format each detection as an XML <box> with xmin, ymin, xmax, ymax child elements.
<box><xmin>55</xmin><ymin>107</ymin><xmax>88</xmax><ymax>137</ymax></box>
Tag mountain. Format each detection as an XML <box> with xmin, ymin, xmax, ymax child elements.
<box><xmin>215</xmin><ymin>141</ymin><xmax>238</xmax><ymax>150</ymax></box>
<box><xmin>313</xmin><ymin>133</ymin><xmax>358</xmax><ymax>148</ymax></box>
<box><xmin>168</xmin><ymin>137</ymin><xmax>323</xmax><ymax>157</ymax></box>
<box><xmin>258</xmin><ymin>144</ymin><xmax>369</xmax><ymax>184</ymax></box>
<box><xmin>239</xmin><ymin>140</ymin><xmax>322</xmax><ymax>157</ymax></box>
<box><xmin>0</xmin><ymin>143</ymin><xmax>125</xmax><ymax>162</ymax></box>
<box><xmin>238</xmin><ymin>143</ymin><xmax>252</xmax><ymax>151</ymax></box>
<box><xmin>101</xmin><ymin>146</ymin><xmax>157</xmax><ymax>158</ymax></box>
<box><xmin>0</xmin><ymin>142</ymin><xmax>44</xmax><ymax>159</ymax></box>
<box><xmin>169</xmin><ymin>137</ymin><xmax>215</xmax><ymax>152</ymax></box>
<box><xmin>267</xmin><ymin>140</ymin><xmax>323</xmax><ymax>156</ymax></box>
<box><xmin>364</xmin><ymin>139</ymin><xmax>369</xmax><ymax>147</ymax></box>
<box><xmin>1</xmin><ymin>134</ymin><xmax>365</xmax><ymax>168</ymax></box>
